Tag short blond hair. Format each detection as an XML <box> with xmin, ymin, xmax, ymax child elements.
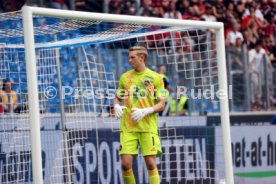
<box><xmin>129</xmin><ymin>46</ymin><xmax>148</xmax><ymax>61</ymax></box>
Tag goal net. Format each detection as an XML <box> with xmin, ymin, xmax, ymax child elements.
<box><xmin>0</xmin><ymin>7</ymin><xmax>233</xmax><ymax>184</ymax></box>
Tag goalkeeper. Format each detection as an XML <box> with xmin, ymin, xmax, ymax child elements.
<box><xmin>114</xmin><ymin>46</ymin><xmax>166</xmax><ymax>184</ymax></box>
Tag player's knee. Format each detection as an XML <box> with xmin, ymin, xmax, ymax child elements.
<box><xmin>121</xmin><ymin>162</ymin><xmax>132</xmax><ymax>171</ymax></box>
<box><xmin>146</xmin><ymin>163</ymin><xmax>156</xmax><ymax>170</ymax></box>
<box><xmin>144</xmin><ymin>156</ymin><xmax>157</xmax><ymax>170</ymax></box>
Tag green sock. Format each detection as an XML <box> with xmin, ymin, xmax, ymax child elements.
<box><xmin>148</xmin><ymin>168</ymin><xmax>160</xmax><ymax>184</ymax></box>
<box><xmin>123</xmin><ymin>168</ymin><xmax>136</xmax><ymax>184</ymax></box>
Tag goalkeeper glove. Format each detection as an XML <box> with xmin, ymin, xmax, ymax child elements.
<box><xmin>114</xmin><ymin>104</ymin><xmax>126</xmax><ymax>119</ymax></box>
<box><xmin>131</xmin><ymin>107</ymin><xmax>154</xmax><ymax>122</ymax></box>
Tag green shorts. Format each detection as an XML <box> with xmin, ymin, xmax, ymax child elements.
<box><xmin>119</xmin><ymin>131</ymin><xmax>162</xmax><ymax>156</ymax></box>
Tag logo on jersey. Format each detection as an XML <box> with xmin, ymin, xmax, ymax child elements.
<box><xmin>143</xmin><ymin>79</ymin><xmax>150</xmax><ymax>86</ymax></box>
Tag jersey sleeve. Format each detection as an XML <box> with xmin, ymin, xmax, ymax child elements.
<box><xmin>118</xmin><ymin>75</ymin><xmax>124</xmax><ymax>89</ymax></box>
<box><xmin>116</xmin><ymin>75</ymin><xmax>125</xmax><ymax>98</ymax></box>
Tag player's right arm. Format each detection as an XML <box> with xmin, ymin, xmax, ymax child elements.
<box><xmin>114</xmin><ymin>97</ymin><xmax>125</xmax><ymax>119</ymax></box>
<box><xmin>114</xmin><ymin>75</ymin><xmax>126</xmax><ymax>119</ymax></box>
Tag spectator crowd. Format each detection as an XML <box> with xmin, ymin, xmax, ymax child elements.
<box><xmin>108</xmin><ymin>0</ymin><xmax>275</xmax><ymax>61</ymax></box>
<box><xmin>109</xmin><ymin>0</ymin><xmax>276</xmax><ymax>111</ymax></box>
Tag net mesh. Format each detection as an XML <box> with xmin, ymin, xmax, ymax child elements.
<box><xmin>0</xmin><ymin>10</ymin><xmax>227</xmax><ymax>184</ymax></box>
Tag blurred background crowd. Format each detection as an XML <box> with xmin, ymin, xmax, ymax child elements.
<box><xmin>0</xmin><ymin>0</ymin><xmax>275</xmax><ymax>114</ymax></box>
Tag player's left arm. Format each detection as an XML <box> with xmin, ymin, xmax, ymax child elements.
<box><xmin>131</xmin><ymin>74</ymin><xmax>166</xmax><ymax>122</ymax></box>
<box><xmin>131</xmin><ymin>90</ymin><xmax>166</xmax><ymax>122</ymax></box>
<box><xmin>152</xmin><ymin>95</ymin><xmax>165</xmax><ymax>113</ymax></box>
<box><xmin>153</xmin><ymin>73</ymin><xmax>166</xmax><ymax>112</ymax></box>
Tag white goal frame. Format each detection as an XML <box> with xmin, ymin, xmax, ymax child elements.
<box><xmin>22</xmin><ymin>6</ymin><xmax>234</xmax><ymax>184</ymax></box>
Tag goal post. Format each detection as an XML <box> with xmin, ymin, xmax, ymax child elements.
<box><xmin>216</xmin><ymin>27</ymin><xmax>233</xmax><ymax>184</ymax></box>
<box><xmin>16</xmin><ymin>6</ymin><xmax>234</xmax><ymax>184</ymax></box>
<box><xmin>22</xmin><ymin>6</ymin><xmax>43</xmax><ymax>184</ymax></box>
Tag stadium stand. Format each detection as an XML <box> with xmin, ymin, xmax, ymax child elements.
<box><xmin>0</xmin><ymin>0</ymin><xmax>275</xmax><ymax>113</ymax></box>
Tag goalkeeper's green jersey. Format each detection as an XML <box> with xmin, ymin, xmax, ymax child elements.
<box><xmin>117</xmin><ymin>68</ymin><xmax>165</xmax><ymax>133</ymax></box>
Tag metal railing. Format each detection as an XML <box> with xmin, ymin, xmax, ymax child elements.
<box><xmin>226</xmin><ymin>44</ymin><xmax>275</xmax><ymax>112</ymax></box>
